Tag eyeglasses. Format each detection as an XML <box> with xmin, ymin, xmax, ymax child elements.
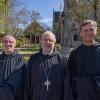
<box><xmin>41</xmin><ymin>38</ymin><xmax>54</xmax><ymax>42</ymax></box>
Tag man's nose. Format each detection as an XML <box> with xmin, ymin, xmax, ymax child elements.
<box><xmin>46</xmin><ymin>40</ymin><xmax>51</xmax><ymax>43</ymax></box>
<box><xmin>87</xmin><ymin>30</ymin><xmax>91</xmax><ymax>34</ymax></box>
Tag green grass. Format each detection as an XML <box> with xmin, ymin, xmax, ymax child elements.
<box><xmin>19</xmin><ymin>51</ymin><xmax>34</xmax><ymax>54</ymax></box>
<box><xmin>24</xmin><ymin>57</ymin><xmax>29</xmax><ymax>62</ymax></box>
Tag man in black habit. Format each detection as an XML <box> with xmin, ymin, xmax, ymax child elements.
<box><xmin>67</xmin><ymin>20</ymin><xmax>100</xmax><ymax>100</ymax></box>
<box><xmin>24</xmin><ymin>31</ymin><xmax>72</xmax><ymax>100</ymax></box>
<box><xmin>0</xmin><ymin>35</ymin><xmax>26</xmax><ymax>100</ymax></box>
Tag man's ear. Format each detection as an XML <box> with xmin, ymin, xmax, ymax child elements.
<box><xmin>80</xmin><ymin>31</ymin><xmax>83</xmax><ymax>37</ymax></box>
<box><xmin>14</xmin><ymin>41</ymin><xmax>16</xmax><ymax>47</ymax></box>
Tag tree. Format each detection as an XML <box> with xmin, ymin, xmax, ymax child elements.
<box><xmin>63</xmin><ymin>0</ymin><xmax>100</xmax><ymax>43</ymax></box>
<box><xmin>69</xmin><ymin>0</ymin><xmax>100</xmax><ymax>23</ymax></box>
<box><xmin>4</xmin><ymin>0</ymin><xmax>42</xmax><ymax>35</ymax></box>
<box><xmin>0</xmin><ymin>0</ymin><xmax>6</xmax><ymax>33</ymax></box>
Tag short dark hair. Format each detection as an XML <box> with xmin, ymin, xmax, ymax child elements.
<box><xmin>80</xmin><ymin>20</ymin><xmax>97</xmax><ymax>31</ymax></box>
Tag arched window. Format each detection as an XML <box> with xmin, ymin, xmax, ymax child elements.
<box><xmin>73</xmin><ymin>34</ymin><xmax>78</xmax><ymax>41</ymax></box>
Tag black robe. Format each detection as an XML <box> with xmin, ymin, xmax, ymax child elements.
<box><xmin>24</xmin><ymin>51</ymin><xmax>72</xmax><ymax>100</ymax></box>
<box><xmin>0</xmin><ymin>50</ymin><xmax>26</xmax><ymax>100</ymax></box>
<box><xmin>67</xmin><ymin>43</ymin><xmax>100</xmax><ymax>100</ymax></box>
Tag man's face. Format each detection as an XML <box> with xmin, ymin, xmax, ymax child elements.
<box><xmin>80</xmin><ymin>23</ymin><xmax>97</xmax><ymax>44</ymax></box>
<box><xmin>40</xmin><ymin>34</ymin><xmax>56</xmax><ymax>54</ymax></box>
<box><xmin>3</xmin><ymin>36</ymin><xmax>16</xmax><ymax>54</ymax></box>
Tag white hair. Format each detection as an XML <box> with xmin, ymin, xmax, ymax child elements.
<box><xmin>3</xmin><ymin>35</ymin><xmax>16</xmax><ymax>44</ymax></box>
<box><xmin>41</xmin><ymin>31</ymin><xmax>56</xmax><ymax>42</ymax></box>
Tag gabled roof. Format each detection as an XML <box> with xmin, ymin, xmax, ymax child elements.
<box><xmin>23</xmin><ymin>21</ymin><xmax>45</xmax><ymax>35</ymax></box>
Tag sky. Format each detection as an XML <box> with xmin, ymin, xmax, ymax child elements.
<box><xmin>24</xmin><ymin>0</ymin><xmax>64</xmax><ymax>28</ymax></box>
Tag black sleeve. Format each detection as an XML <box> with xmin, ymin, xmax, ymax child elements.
<box><xmin>24</xmin><ymin>56</ymin><xmax>34</xmax><ymax>100</ymax></box>
<box><xmin>0</xmin><ymin>54</ymin><xmax>26</xmax><ymax>100</ymax></box>
<box><xmin>67</xmin><ymin>51</ymin><xmax>75</xmax><ymax>70</ymax></box>
<box><xmin>63</xmin><ymin>57</ymin><xmax>74</xmax><ymax>100</ymax></box>
<box><xmin>6</xmin><ymin>63</ymin><xmax>27</xmax><ymax>100</ymax></box>
<box><xmin>6</xmin><ymin>54</ymin><xmax>26</xmax><ymax>100</ymax></box>
<box><xmin>64</xmin><ymin>65</ymin><xmax>74</xmax><ymax>100</ymax></box>
<box><xmin>0</xmin><ymin>84</ymin><xmax>15</xmax><ymax>100</ymax></box>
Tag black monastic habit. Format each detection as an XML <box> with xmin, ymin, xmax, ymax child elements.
<box><xmin>67</xmin><ymin>43</ymin><xmax>100</xmax><ymax>100</ymax></box>
<box><xmin>0</xmin><ymin>50</ymin><xmax>26</xmax><ymax>100</ymax></box>
<box><xmin>24</xmin><ymin>51</ymin><xmax>73</xmax><ymax>100</ymax></box>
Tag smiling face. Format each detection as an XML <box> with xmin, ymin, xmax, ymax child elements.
<box><xmin>80</xmin><ymin>20</ymin><xmax>97</xmax><ymax>46</ymax></box>
<box><xmin>3</xmin><ymin>35</ymin><xmax>16</xmax><ymax>55</ymax></box>
<box><xmin>40</xmin><ymin>31</ymin><xmax>56</xmax><ymax>55</ymax></box>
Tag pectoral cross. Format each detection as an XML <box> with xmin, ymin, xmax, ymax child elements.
<box><xmin>44</xmin><ymin>79</ymin><xmax>50</xmax><ymax>91</ymax></box>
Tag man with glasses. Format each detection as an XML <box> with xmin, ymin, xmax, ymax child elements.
<box><xmin>24</xmin><ymin>31</ymin><xmax>71</xmax><ymax>100</ymax></box>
